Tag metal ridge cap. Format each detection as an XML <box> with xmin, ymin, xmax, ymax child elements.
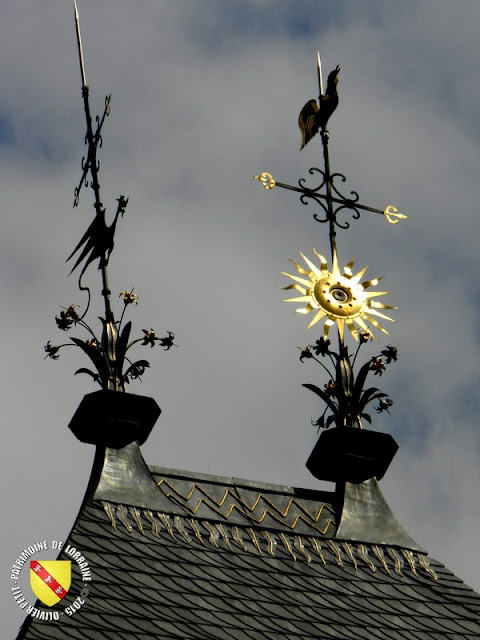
<box><xmin>148</xmin><ymin>464</ymin><xmax>336</xmax><ymax>501</ymax></box>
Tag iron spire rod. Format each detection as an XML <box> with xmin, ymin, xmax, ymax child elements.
<box><xmin>318</xmin><ymin>127</ymin><xmax>347</xmax><ymax>366</ymax></box>
<box><xmin>320</xmin><ymin>131</ymin><xmax>337</xmax><ymax>265</ymax></box>
<box><xmin>317</xmin><ymin>51</ymin><xmax>323</xmax><ymax>98</ymax></box>
<box><xmin>73</xmin><ymin>0</ymin><xmax>113</xmax><ymax>323</ymax></box>
<box><xmin>73</xmin><ymin>0</ymin><xmax>86</xmax><ymax>88</ymax></box>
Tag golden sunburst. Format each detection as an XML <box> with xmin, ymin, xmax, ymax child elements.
<box><xmin>281</xmin><ymin>250</ymin><xmax>396</xmax><ymax>340</ymax></box>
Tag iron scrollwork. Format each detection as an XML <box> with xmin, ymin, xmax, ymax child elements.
<box><xmin>297</xmin><ymin>167</ymin><xmax>361</xmax><ymax>229</ymax></box>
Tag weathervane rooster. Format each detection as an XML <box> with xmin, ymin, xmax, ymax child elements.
<box><xmin>67</xmin><ymin>195</ymin><xmax>128</xmax><ymax>287</ymax></box>
<box><xmin>299</xmin><ymin>56</ymin><xmax>340</xmax><ymax>149</ymax></box>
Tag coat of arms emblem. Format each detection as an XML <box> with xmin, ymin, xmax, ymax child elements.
<box><xmin>30</xmin><ymin>560</ymin><xmax>71</xmax><ymax>607</ymax></box>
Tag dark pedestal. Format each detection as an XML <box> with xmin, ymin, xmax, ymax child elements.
<box><xmin>306</xmin><ymin>426</ymin><xmax>398</xmax><ymax>484</ymax></box>
<box><xmin>69</xmin><ymin>390</ymin><xmax>161</xmax><ymax>449</ymax></box>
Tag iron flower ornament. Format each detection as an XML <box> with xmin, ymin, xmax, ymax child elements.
<box><xmin>45</xmin><ymin>294</ymin><xmax>176</xmax><ymax>391</ymax></box>
<box><xmin>302</xmin><ymin>338</ymin><xmax>398</xmax><ymax>431</ymax></box>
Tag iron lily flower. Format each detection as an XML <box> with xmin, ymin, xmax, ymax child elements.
<box><xmin>376</xmin><ymin>398</ymin><xmax>393</xmax><ymax>414</ymax></box>
<box><xmin>120</xmin><ymin>290</ymin><xmax>139</xmax><ymax>305</ymax></box>
<box><xmin>44</xmin><ymin>341</ymin><xmax>61</xmax><ymax>360</ymax></box>
<box><xmin>127</xmin><ymin>361</ymin><xmax>149</xmax><ymax>380</ymax></box>
<box><xmin>313</xmin><ymin>338</ymin><xmax>331</xmax><ymax>357</ymax></box>
<box><xmin>142</xmin><ymin>329</ymin><xmax>157</xmax><ymax>347</ymax></box>
<box><xmin>56</xmin><ymin>304</ymin><xmax>80</xmax><ymax>331</ymax></box>
<box><xmin>381</xmin><ymin>345</ymin><xmax>398</xmax><ymax>363</ymax></box>
<box><xmin>359</xmin><ymin>331</ymin><xmax>372</xmax><ymax>344</ymax></box>
<box><xmin>324</xmin><ymin>380</ymin><xmax>336</xmax><ymax>397</ymax></box>
<box><xmin>299</xmin><ymin>346</ymin><xmax>314</xmax><ymax>362</ymax></box>
<box><xmin>370</xmin><ymin>357</ymin><xmax>386</xmax><ymax>376</ymax></box>
<box><xmin>158</xmin><ymin>331</ymin><xmax>176</xmax><ymax>350</ymax></box>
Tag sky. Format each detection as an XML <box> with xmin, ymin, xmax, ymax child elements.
<box><xmin>2</xmin><ymin>0</ymin><xmax>480</xmax><ymax>634</ymax></box>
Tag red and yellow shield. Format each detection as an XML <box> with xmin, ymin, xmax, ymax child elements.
<box><xmin>30</xmin><ymin>560</ymin><xmax>71</xmax><ymax>607</ymax></box>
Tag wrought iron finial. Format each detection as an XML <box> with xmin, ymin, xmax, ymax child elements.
<box><xmin>255</xmin><ymin>54</ymin><xmax>406</xmax><ymax>434</ymax></box>
<box><xmin>44</xmin><ymin>4</ymin><xmax>176</xmax><ymax>392</ymax></box>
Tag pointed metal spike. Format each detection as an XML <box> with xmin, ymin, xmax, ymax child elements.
<box><xmin>289</xmin><ymin>259</ymin><xmax>310</xmax><ymax>277</ymax></box>
<box><xmin>331</xmin><ymin>251</ymin><xmax>340</xmax><ymax>276</ymax></box>
<box><xmin>283</xmin><ymin>296</ymin><xmax>311</xmax><ymax>303</ymax></box>
<box><xmin>73</xmin><ymin>0</ymin><xmax>87</xmax><ymax>87</ymax></box>
<box><xmin>280</xmin><ymin>283</ymin><xmax>307</xmax><ymax>294</ymax></box>
<box><xmin>324</xmin><ymin>318</ymin><xmax>335</xmax><ymax>339</ymax></box>
<box><xmin>312</xmin><ymin>249</ymin><xmax>329</xmax><ymax>273</ymax></box>
<box><xmin>366</xmin><ymin>308</ymin><xmax>396</xmax><ymax>322</ymax></box>
<box><xmin>345</xmin><ymin>319</ymin><xmax>358</xmax><ymax>342</ymax></box>
<box><xmin>352</xmin><ymin>316</ymin><xmax>370</xmax><ymax>333</ymax></box>
<box><xmin>300</xmin><ymin>303</ymin><xmax>315</xmax><ymax>314</ymax></box>
<box><xmin>317</xmin><ymin>51</ymin><xmax>324</xmax><ymax>96</ymax></box>
<box><xmin>307</xmin><ymin>309</ymin><xmax>326</xmax><ymax>329</ymax></box>
<box><xmin>281</xmin><ymin>272</ymin><xmax>312</xmax><ymax>287</ymax></box>
<box><xmin>343</xmin><ymin>258</ymin><xmax>355</xmax><ymax>278</ymax></box>
<box><xmin>349</xmin><ymin>265</ymin><xmax>369</xmax><ymax>284</ymax></box>
<box><xmin>364</xmin><ymin>315</ymin><xmax>389</xmax><ymax>335</ymax></box>
<box><xmin>364</xmin><ymin>290</ymin><xmax>393</xmax><ymax>299</ymax></box>
<box><xmin>369</xmin><ymin>301</ymin><xmax>397</xmax><ymax>310</ymax></box>
<box><xmin>361</xmin><ymin>276</ymin><xmax>385</xmax><ymax>289</ymax></box>
<box><xmin>299</xmin><ymin>252</ymin><xmax>321</xmax><ymax>277</ymax></box>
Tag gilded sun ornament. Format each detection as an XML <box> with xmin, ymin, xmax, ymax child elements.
<box><xmin>281</xmin><ymin>250</ymin><xmax>396</xmax><ymax>340</ymax></box>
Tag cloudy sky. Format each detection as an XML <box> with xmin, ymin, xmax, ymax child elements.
<box><xmin>3</xmin><ymin>0</ymin><xmax>480</xmax><ymax>633</ymax></box>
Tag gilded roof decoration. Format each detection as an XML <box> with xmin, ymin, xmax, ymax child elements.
<box><xmin>155</xmin><ymin>476</ymin><xmax>336</xmax><ymax>536</ymax></box>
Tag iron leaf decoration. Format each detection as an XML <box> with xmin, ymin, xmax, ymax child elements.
<box><xmin>45</xmin><ymin>292</ymin><xmax>176</xmax><ymax>390</ymax></box>
<box><xmin>300</xmin><ymin>338</ymin><xmax>397</xmax><ymax>431</ymax></box>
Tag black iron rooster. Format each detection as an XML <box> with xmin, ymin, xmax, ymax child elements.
<box><xmin>299</xmin><ymin>65</ymin><xmax>340</xmax><ymax>150</ymax></box>
<box><xmin>67</xmin><ymin>195</ymin><xmax>128</xmax><ymax>282</ymax></box>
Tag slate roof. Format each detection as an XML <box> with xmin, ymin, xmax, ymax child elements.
<box><xmin>15</xmin><ymin>443</ymin><xmax>480</xmax><ymax>639</ymax></box>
